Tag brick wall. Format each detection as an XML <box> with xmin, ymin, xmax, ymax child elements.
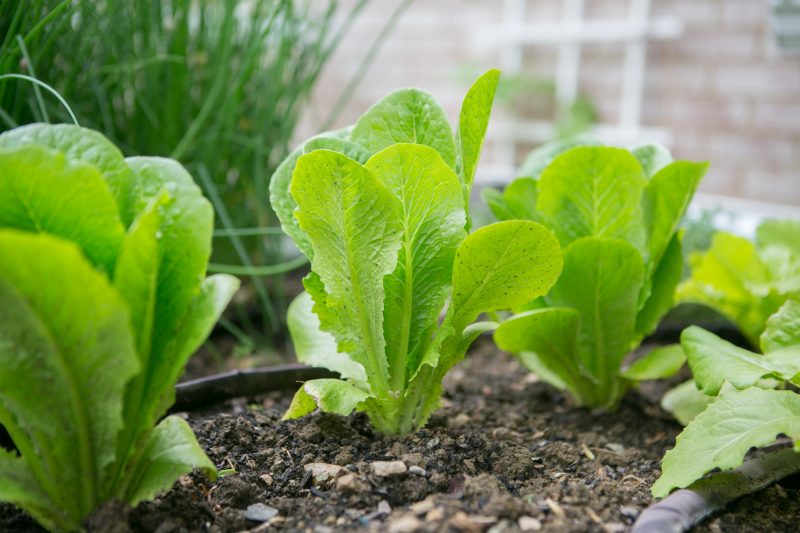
<box><xmin>298</xmin><ymin>0</ymin><xmax>800</xmax><ymax>206</ymax></box>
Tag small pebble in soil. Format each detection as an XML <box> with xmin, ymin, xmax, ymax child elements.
<box><xmin>408</xmin><ymin>465</ymin><xmax>427</xmax><ymax>476</ymax></box>
<box><xmin>518</xmin><ymin>516</ymin><xmax>543</xmax><ymax>531</ymax></box>
<box><xmin>388</xmin><ymin>514</ymin><xmax>423</xmax><ymax>533</ymax></box>
<box><xmin>620</xmin><ymin>505</ymin><xmax>640</xmax><ymax>520</ymax></box>
<box><xmin>371</xmin><ymin>460</ymin><xmax>408</xmax><ymax>476</ymax></box>
<box><xmin>336</xmin><ymin>472</ymin><xmax>369</xmax><ymax>494</ymax></box>
<box><xmin>303</xmin><ymin>462</ymin><xmax>346</xmax><ymax>485</ymax></box>
<box><xmin>244</xmin><ymin>503</ymin><xmax>278</xmax><ymax>522</ymax></box>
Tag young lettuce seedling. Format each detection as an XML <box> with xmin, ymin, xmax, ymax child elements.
<box><xmin>270</xmin><ymin>71</ymin><xmax>563</xmax><ymax>435</ymax></box>
<box><xmin>489</xmin><ymin>140</ymin><xmax>708</xmax><ymax>409</ymax></box>
<box><xmin>0</xmin><ymin>124</ymin><xmax>238</xmax><ymax>532</ymax></box>
<box><xmin>652</xmin><ymin>298</ymin><xmax>800</xmax><ymax>497</ymax></box>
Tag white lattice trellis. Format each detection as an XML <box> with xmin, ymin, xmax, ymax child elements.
<box><xmin>476</xmin><ymin>0</ymin><xmax>683</xmax><ymax>182</ymax></box>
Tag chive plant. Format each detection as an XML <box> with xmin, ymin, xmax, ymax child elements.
<box><xmin>0</xmin><ymin>0</ymin><xmax>405</xmax><ymax>344</ymax></box>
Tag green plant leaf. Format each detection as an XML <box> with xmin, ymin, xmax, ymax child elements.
<box><xmin>494</xmin><ymin>308</ymin><xmax>585</xmax><ymax>393</ymax></box>
<box><xmin>287</xmin><ymin>292</ymin><xmax>366</xmax><ymax>383</ymax></box>
<box><xmin>0</xmin><ymin>230</ymin><xmax>139</xmax><ymax>522</ymax></box>
<box><xmin>284</xmin><ymin>379</ymin><xmax>370</xmax><ymax>419</ymax></box>
<box><xmin>677</xmin><ymin>232</ymin><xmax>776</xmax><ymax>347</ymax></box>
<box><xmin>652</xmin><ymin>387</ymin><xmax>800</xmax><ymax>497</ymax></box>
<box><xmin>0</xmin><ymin>450</ymin><xmax>61</xmax><ymax>532</ymax></box>
<box><xmin>125</xmin><ymin>416</ymin><xmax>216</xmax><ymax>506</ymax></box>
<box><xmin>661</xmin><ymin>379</ymin><xmax>713</xmax><ymax>426</ymax></box>
<box><xmin>550</xmin><ymin>238</ymin><xmax>645</xmax><ymax>399</ymax></box>
<box><xmin>451</xmin><ymin>220</ymin><xmax>563</xmax><ymax>330</ymax></box>
<box><xmin>0</xmin><ymin>124</ymin><xmax>137</xmax><ymax>226</ymax></box>
<box><xmin>620</xmin><ymin>344</ymin><xmax>686</xmax><ymax>381</ymax></box>
<box><xmin>681</xmin><ymin>326</ymin><xmax>798</xmax><ymax>395</ymax></box>
<box><xmin>761</xmin><ymin>298</ymin><xmax>800</xmax><ymax>352</ymax></box>
<box><xmin>635</xmin><ymin>234</ymin><xmax>683</xmax><ymax>337</ymax></box>
<box><xmin>629</xmin><ymin>142</ymin><xmax>673</xmax><ymax>178</ymax></box>
<box><xmin>268</xmin><ymin>128</ymin><xmax>362</xmax><ymax>259</ymax></box>
<box><xmin>503</xmin><ymin>178</ymin><xmax>541</xmax><ymax>223</ymax></box>
<box><xmin>516</xmin><ymin>134</ymin><xmax>599</xmax><ymax>179</ymax></box>
<box><xmin>456</xmin><ymin>69</ymin><xmax>500</xmax><ymax>192</ymax></box>
<box><xmin>481</xmin><ymin>187</ymin><xmax>514</xmax><ymax>221</ymax></box>
<box><xmin>291</xmin><ymin>150</ymin><xmax>402</xmax><ymax>394</ymax></box>
<box><xmin>365</xmin><ymin>144</ymin><xmax>466</xmax><ymax>386</ymax></box>
<box><xmin>643</xmin><ymin>161</ymin><xmax>707</xmax><ymax>269</ymax></box>
<box><xmin>351</xmin><ymin>88</ymin><xmax>456</xmax><ymax>168</ymax></box>
<box><xmin>536</xmin><ymin>147</ymin><xmax>647</xmax><ymax>249</ymax></box>
<box><xmin>757</xmin><ymin>219</ymin><xmax>800</xmax><ymax>250</ymax></box>
<box><xmin>149</xmin><ymin>273</ymin><xmax>239</xmax><ymax>421</ymax></box>
<box><xmin>0</xmin><ymin>145</ymin><xmax>125</xmax><ymax>276</ymax></box>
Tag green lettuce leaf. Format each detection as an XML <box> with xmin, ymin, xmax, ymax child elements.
<box><xmin>0</xmin><ymin>123</ymin><xmax>137</xmax><ymax>226</ymax></box>
<box><xmin>365</xmin><ymin>144</ymin><xmax>466</xmax><ymax>386</ymax></box>
<box><xmin>456</xmin><ymin>69</ymin><xmax>500</xmax><ymax>192</ymax></box>
<box><xmin>761</xmin><ymin>297</ymin><xmax>800</xmax><ymax>352</ymax></box>
<box><xmin>351</xmin><ymin>88</ymin><xmax>456</xmax><ymax>168</ymax></box>
<box><xmin>0</xmin><ymin>231</ymin><xmax>139</xmax><ymax>526</ymax></box>
<box><xmin>536</xmin><ymin>147</ymin><xmax>647</xmax><ymax>250</ymax></box>
<box><xmin>550</xmin><ymin>238</ymin><xmax>645</xmax><ymax>406</ymax></box>
<box><xmin>292</xmin><ymin>150</ymin><xmax>402</xmax><ymax>395</ymax></box>
<box><xmin>0</xmin><ymin>145</ymin><xmax>125</xmax><ymax>276</ymax></box>
<box><xmin>653</xmin><ymin>387</ymin><xmax>800</xmax><ymax>497</ymax></box>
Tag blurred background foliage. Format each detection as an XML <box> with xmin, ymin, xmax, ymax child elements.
<box><xmin>0</xmin><ymin>0</ymin><xmax>411</xmax><ymax>359</ymax></box>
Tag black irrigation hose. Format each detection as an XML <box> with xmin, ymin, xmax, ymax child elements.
<box><xmin>171</xmin><ymin>364</ymin><xmax>337</xmax><ymax>412</ymax></box>
<box><xmin>633</xmin><ymin>448</ymin><xmax>800</xmax><ymax>533</ymax></box>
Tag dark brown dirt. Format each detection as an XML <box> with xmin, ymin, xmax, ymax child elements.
<box><xmin>3</xmin><ymin>339</ymin><xmax>798</xmax><ymax>532</ymax></box>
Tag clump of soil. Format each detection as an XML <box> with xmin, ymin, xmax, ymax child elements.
<box><xmin>3</xmin><ymin>340</ymin><xmax>798</xmax><ymax>532</ymax></box>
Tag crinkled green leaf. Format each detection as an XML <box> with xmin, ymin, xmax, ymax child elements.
<box><xmin>681</xmin><ymin>326</ymin><xmax>797</xmax><ymax>395</ymax></box>
<box><xmin>0</xmin><ymin>124</ymin><xmax>137</xmax><ymax>226</ymax></box>
<box><xmin>636</xmin><ymin>234</ymin><xmax>684</xmax><ymax>337</ymax></box>
<box><xmin>629</xmin><ymin>142</ymin><xmax>673</xmax><ymax>178</ymax></box>
<box><xmin>620</xmin><ymin>344</ymin><xmax>686</xmax><ymax>381</ymax></box>
<box><xmin>643</xmin><ymin>161</ymin><xmax>707</xmax><ymax>269</ymax></box>
<box><xmin>762</xmin><ymin>298</ymin><xmax>800</xmax><ymax>352</ymax></box>
<box><xmin>536</xmin><ymin>147</ymin><xmax>647</xmax><ymax>249</ymax></box>
<box><xmin>268</xmin><ymin>128</ymin><xmax>360</xmax><ymax>259</ymax></box>
<box><xmin>516</xmin><ymin>134</ymin><xmax>599</xmax><ymax>179</ymax></box>
<box><xmin>652</xmin><ymin>387</ymin><xmax>800</xmax><ymax>497</ymax></box>
<box><xmin>351</xmin><ymin>88</ymin><xmax>456</xmax><ymax>168</ymax></box>
<box><xmin>284</xmin><ymin>379</ymin><xmax>370</xmax><ymax>419</ymax></box>
<box><xmin>0</xmin><ymin>231</ymin><xmax>139</xmax><ymax>522</ymax></box>
<box><xmin>678</xmin><ymin>232</ymin><xmax>779</xmax><ymax>347</ymax></box>
<box><xmin>661</xmin><ymin>379</ymin><xmax>713</xmax><ymax>426</ymax></box>
<box><xmin>150</xmin><ymin>273</ymin><xmax>239</xmax><ymax>420</ymax></box>
<box><xmin>456</xmin><ymin>69</ymin><xmax>500</xmax><ymax>192</ymax></box>
<box><xmin>365</xmin><ymin>144</ymin><xmax>466</xmax><ymax>387</ymax></box>
<box><xmin>0</xmin><ymin>145</ymin><xmax>125</xmax><ymax>276</ymax></box>
<box><xmin>125</xmin><ymin>416</ymin><xmax>216</xmax><ymax>506</ymax></box>
<box><xmin>451</xmin><ymin>220</ymin><xmax>563</xmax><ymax>330</ymax></box>
<box><xmin>287</xmin><ymin>292</ymin><xmax>366</xmax><ymax>383</ymax></box>
<box><xmin>550</xmin><ymin>238</ymin><xmax>644</xmax><ymax>397</ymax></box>
<box><xmin>0</xmin><ymin>449</ymin><xmax>63</xmax><ymax>532</ymax></box>
<box><xmin>494</xmin><ymin>308</ymin><xmax>587</xmax><ymax>394</ymax></box>
<box><xmin>291</xmin><ymin>150</ymin><xmax>402</xmax><ymax>395</ymax></box>
<box><xmin>113</xmin><ymin>192</ymin><xmax>167</xmax><ymax>360</ymax></box>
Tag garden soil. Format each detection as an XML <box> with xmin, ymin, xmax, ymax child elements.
<box><xmin>3</xmin><ymin>339</ymin><xmax>799</xmax><ymax>532</ymax></box>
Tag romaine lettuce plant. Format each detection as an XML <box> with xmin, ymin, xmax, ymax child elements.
<box><xmin>490</xmin><ymin>141</ymin><xmax>708</xmax><ymax>409</ymax></box>
<box><xmin>270</xmin><ymin>71</ymin><xmax>564</xmax><ymax>435</ymax></box>
<box><xmin>0</xmin><ymin>124</ymin><xmax>238</xmax><ymax>532</ymax></box>
<box><xmin>677</xmin><ymin>219</ymin><xmax>800</xmax><ymax>347</ymax></box>
<box><xmin>652</xmin><ymin>297</ymin><xmax>800</xmax><ymax>497</ymax></box>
